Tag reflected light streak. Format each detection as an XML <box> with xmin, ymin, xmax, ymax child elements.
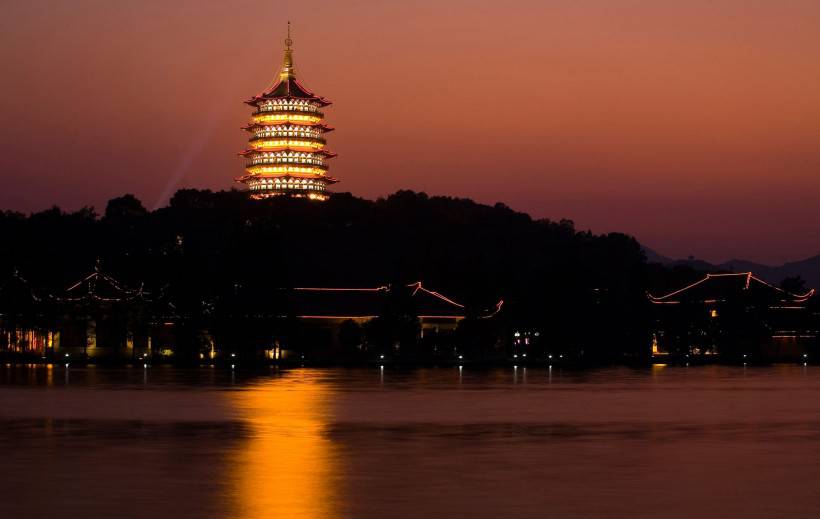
<box><xmin>229</xmin><ymin>370</ymin><xmax>339</xmax><ymax>519</ymax></box>
<box><xmin>151</xmin><ymin>102</ymin><xmax>231</xmax><ymax>210</ymax></box>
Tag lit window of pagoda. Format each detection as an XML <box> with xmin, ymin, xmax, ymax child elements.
<box><xmin>237</xmin><ymin>23</ymin><xmax>337</xmax><ymax>201</ymax></box>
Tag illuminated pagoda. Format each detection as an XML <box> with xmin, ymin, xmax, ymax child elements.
<box><xmin>237</xmin><ymin>23</ymin><xmax>337</xmax><ymax>200</ymax></box>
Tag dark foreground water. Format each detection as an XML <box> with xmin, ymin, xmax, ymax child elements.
<box><xmin>1</xmin><ymin>364</ymin><xmax>820</xmax><ymax>518</ymax></box>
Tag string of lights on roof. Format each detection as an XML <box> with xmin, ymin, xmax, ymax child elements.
<box><xmin>648</xmin><ymin>272</ymin><xmax>816</xmax><ymax>305</ymax></box>
<box><xmin>2</xmin><ymin>264</ymin><xmax>153</xmax><ymax>305</ymax></box>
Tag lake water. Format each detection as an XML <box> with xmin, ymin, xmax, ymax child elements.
<box><xmin>1</xmin><ymin>364</ymin><xmax>820</xmax><ymax>518</ymax></box>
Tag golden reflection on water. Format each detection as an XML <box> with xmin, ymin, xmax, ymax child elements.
<box><xmin>229</xmin><ymin>370</ymin><xmax>338</xmax><ymax>519</ymax></box>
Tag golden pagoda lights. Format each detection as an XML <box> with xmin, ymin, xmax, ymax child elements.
<box><xmin>237</xmin><ymin>23</ymin><xmax>337</xmax><ymax>200</ymax></box>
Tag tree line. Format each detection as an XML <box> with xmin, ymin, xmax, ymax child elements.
<box><xmin>0</xmin><ymin>189</ymin><xmax>730</xmax><ymax>362</ymax></box>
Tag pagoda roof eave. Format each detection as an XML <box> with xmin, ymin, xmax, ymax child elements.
<box><xmin>236</xmin><ymin>174</ymin><xmax>338</xmax><ymax>183</ymax></box>
<box><xmin>247</xmin><ymin>94</ymin><xmax>332</xmax><ymax>107</ymax></box>
<box><xmin>246</xmin><ymin>77</ymin><xmax>332</xmax><ymax>107</ymax></box>
<box><xmin>241</xmin><ymin>123</ymin><xmax>334</xmax><ymax>132</ymax></box>
<box><xmin>238</xmin><ymin>148</ymin><xmax>336</xmax><ymax>157</ymax></box>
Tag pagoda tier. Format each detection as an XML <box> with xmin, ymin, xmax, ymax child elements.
<box><xmin>243</xmin><ymin>124</ymin><xmax>334</xmax><ymax>150</ymax></box>
<box><xmin>236</xmin><ymin>25</ymin><xmax>337</xmax><ymax>201</ymax></box>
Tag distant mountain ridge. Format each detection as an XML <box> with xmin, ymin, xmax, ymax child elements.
<box><xmin>642</xmin><ymin>247</ymin><xmax>820</xmax><ymax>291</ymax></box>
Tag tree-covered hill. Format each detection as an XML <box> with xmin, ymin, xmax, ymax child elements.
<box><xmin>0</xmin><ymin>189</ymin><xmax>697</xmax><ymax>359</ymax></box>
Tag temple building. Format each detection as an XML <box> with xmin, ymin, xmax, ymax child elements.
<box><xmin>237</xmin><ymin>24</ymin><xmax>337</xmax><ymax>200</ymax></box>
<box><xmin>0</xmin><ymin>265</ymin><xmax>177</xmax><ymax>362</ymax></box>
<box><xmin>648</xmin><ymin>272</ymin><xmax>817</xmax><ymax>361</ymax></box>
<box><xmin>289</xmin><ymin>282</ymin><xmax>475</xmax><ymax>336</ymax></box>
<box><xmin>0</xmin><ymin>270</ymin><xmax>53</xmax><ymax>358</ymax></box>
<box><xmin>55</xmin><ymin>265</ymin><xmax>173</xmax><ymax>361</ymax></box>
<box><xmin>2</xmin><ymin>265</ymin><xmax>498</xmax><ymax>364</ymax></box>
<box><xmin>207</xmin><ymin>281</ymin><xmax>502</xmax><ymax>363</ymax></box>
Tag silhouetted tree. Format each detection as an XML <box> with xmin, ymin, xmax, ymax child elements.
<box><xmin>781</xmin><ymin>276</ymin><xmax>807</xmax><ymax>294</ymax></box>
<box><xmin>339</xmin><ymin>319</ymin><xmax>364</xmax><ymax>354</ymax></box>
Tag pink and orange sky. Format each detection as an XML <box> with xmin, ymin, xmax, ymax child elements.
<box><xmin>1</xmin><ymin>0</ymin><xmax>819</xmax><ymax>264</ymax></box>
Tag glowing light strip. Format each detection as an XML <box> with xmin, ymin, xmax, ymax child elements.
<box><xmin>258</xmin><ymin>103</ymin><xmax>321</xmax><ymax>112</ymax></box>
<box><xmin>407</xmin><ymin>281</ymin><xmax>465</xmax><ymax>308</ymax></box>
<box><xmin>296</xmin><ymin>315</ymin><xmax>378</xmax><ymax>319</ymax></box>
<box><xmin>246</xmin><ymin>165</ymin><xmax>327</xmax><ymax>175</ymax></box>
<box><xmin>647</xmin><ymin>276</ymin><xmax>711</xmax><ymax>301</ymax></box>
<box><xmin>294</xmin><ymin>286</ymin><xmax>389</xmax><ymax>292</ymax></box>
<box><xmin>250</xmin><ymin>192</ymin><xmax>329</xmax><ymax>200</ymax></box>
<box><xmin>65</xmin><ymin>271</ymin><xmax>101</xmax><ymax>292</ymax></box>
<box><xmin>480</xmin><ymin>299</ymin><xmax>505</xmax><ymax>319</ymax></box>
<box><xmin>290</xmin><ymin>283</ymin><xmax>500</xmax><ymax>319</ymax></box>
<box><xmin>59</xmin><ymin>295</ymin><xmax>143</xmax><ymax>303</ymax></box>
<box><xmin>648</xmin><ymin>271</ymin><xmax>816</xmax><ymax>302</ymax></box>
<box><xmin>748</xmin><ymin>273</ymin><xmax>815</xmax><ymax>299</ymax></box>
<box><xmin>252</xmin><ymin>113</ymin><xmax>322</xmax><ymax>124</ymax></box>
<box><xmin>249</xmin><ymin>139</ymin><xmax>325</xmax><ymax>150</ymax></box>
<box><xmin>65</xmin><ymin>271</ymin><xmax>141</xmax><ymax>296</ymax></box>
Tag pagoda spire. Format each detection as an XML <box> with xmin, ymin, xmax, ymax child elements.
<box><xmin>280</xmin><ymin>21</ymin><xmax>295</xmax><ymax>81</ymax></box>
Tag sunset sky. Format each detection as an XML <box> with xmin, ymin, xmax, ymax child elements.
<box><xmin>1</xmin><ymin>0</ymin><xmax>819</xmax><ymax>264</ymax></box>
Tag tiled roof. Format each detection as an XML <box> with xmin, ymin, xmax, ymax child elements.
<box><xmin>61</xmin><ymin>266</ymin><xmax>149</xmax><ymax>303</ymax></box>
<box><xmin>648</xmin><ymin>272</ymin><xmax>815</xmax><ymax>304</ymax></box>
<box><xmin>290</xmin><ymin>283</ymin><xmax>469</xmax><ymax>319</ymax></box>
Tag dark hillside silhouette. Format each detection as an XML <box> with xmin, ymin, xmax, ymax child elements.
<box><xmin>6</xmin><ymin>189</ymin><xmax>814</xmax><ymax>364</ymax></box>
<box><xmin>1</xmin><ymin>189</ymin><xmax>654</xmax><ymax>361</ymax></box>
